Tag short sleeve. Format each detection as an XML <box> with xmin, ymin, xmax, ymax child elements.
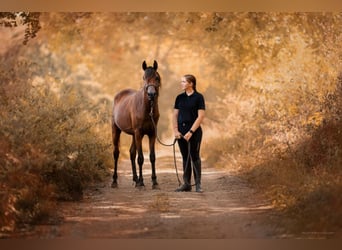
<box><xmin>198</xmin><ymin>93</ymin><xmax>205</xmax><ymax>110</ymax></box>
<box><xmin>174</xmin><ymin>95</ymin><xmax>181</xmax><ymax>109</ymax></box>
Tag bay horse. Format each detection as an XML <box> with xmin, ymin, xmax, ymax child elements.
<box><xmin>111</xmin><ymin>60</ymin><xmax>161</xmax><ymax>189</ymax></box>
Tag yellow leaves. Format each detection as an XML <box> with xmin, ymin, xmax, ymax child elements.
<box><xmin>0</xmin><ymin>57</ymin><xmax>112</xmax><ymax>231</ymax></box>
<box><xmin>306</xmin><ymin>112</ymin><xmax>324</xmax><ymax>128</ymax></box>
<box><xmin>288</xmin><ymin>105</ymin><xmax>299</xmax><ymax>116</ymax></box>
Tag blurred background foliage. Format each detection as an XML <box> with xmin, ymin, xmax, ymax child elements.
<box><xmin>0</xmin><ymin>12</ymin><xmax>341</xmax><ymax>236</ymax></box>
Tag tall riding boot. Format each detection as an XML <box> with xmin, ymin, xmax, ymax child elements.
<box><xmin>175</xmin><ymin>159</ymin><xmax>192</xmax><ymax>192</ymax></box>
<box><xmin>193</xmin><ymin>159</ymin><xmax>203</xmax><ymax>193</ymax></box>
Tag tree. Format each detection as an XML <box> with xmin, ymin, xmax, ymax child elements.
<box><xmin>0</xmin><ymin>12</ymin><xmax>41</xmax><ymax>45</ymax></box>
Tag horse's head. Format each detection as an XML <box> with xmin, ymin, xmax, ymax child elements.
<box><xmin>142</xmin><ymin>60</ymin><xmax>161</xmax><ymax>101</ymax></box>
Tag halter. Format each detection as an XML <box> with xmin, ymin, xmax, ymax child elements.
<box><xmin>144</xmin><ymin>70</ymin><xmax>160</xmax><ymax>105</ymax></box>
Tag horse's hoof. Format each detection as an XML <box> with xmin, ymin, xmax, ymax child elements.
<box><xmin>111</xmin><ymin>182</ymin><xmax>118</xmax><ymax>188</ymax></box>
<box><xmin>152</xmin><ymin>184</ymin><xmax>160</xmax><ymax>190</ymax></box>
<box><xmin>135</xmin><ymin>182</ymin><xmax>145</xmax><ymax>189</ymax></box>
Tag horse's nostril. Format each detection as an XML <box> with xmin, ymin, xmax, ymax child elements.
<box><xmin>148</xmin><ymin>93</ymin><xmax>156</xmax><ymax>100</ymax></box>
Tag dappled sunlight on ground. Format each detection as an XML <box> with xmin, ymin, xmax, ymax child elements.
<box><xmin>17</xmin><ymin>156</ymin><xmax>286</xmax><ymax>239</ymax></box>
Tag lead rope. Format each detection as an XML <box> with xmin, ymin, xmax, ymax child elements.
<box><xmin>149</xmin><ymin>105</ymin><xmax>182</xmax><ymax>186</ymax></box>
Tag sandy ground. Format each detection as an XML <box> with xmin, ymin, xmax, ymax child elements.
<box><xmin>15</xmin><ymin>149</ymin><xmax>290</xmax><ymax>239</ymax></box>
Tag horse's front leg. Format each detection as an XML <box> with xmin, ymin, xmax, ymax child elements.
<box><xmin>149</xmin><ymin>134</ymin><xmax>159</xmax><ymax>189</ymax></box>
<box><xmin>129</xmin><ymin>137</ymin><xmax>138</xmax><ymax>184</ymax></box>
<box><xmin>111</xmin><ymin>125</ymin><xmax>121</xmax><ymax>188</ymax></box>
<box><xmin>135</xmin><ymin>131</ymin><xmax>145</xmax><ymax>188</ymax></box>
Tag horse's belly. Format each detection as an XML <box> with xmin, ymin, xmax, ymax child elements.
<box><xmin>114</xmin><ymin>110</ymin><xmax>134</xmax><ymax>133</ymax></box>
<box><xmin>112</xmin><ymin>89</ymin><xmax>145</xmax><ymax>134</ymax></box>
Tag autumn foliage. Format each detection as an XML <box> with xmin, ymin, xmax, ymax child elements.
<box><xmin>0</xmin><ymin>12</ymin><xmax>341</xmax><ymax>237</ymax></box>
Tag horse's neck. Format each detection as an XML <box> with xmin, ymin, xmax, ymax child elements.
<box><xmin>146</xmin><ymin>97</ymin><xmax>159</xmax><ymax>115</ymax></box>
<box><xmin>149</xmin><ymin>101</ymin><xmax>159</xmax><ymax>120</ymax></box>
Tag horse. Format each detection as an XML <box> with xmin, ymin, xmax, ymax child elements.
<box><xmin>111</xmin><ymin>60</ymin><xmax>161</xmax><ymax>189</ymax></box>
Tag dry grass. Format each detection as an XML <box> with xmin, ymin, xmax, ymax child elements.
<box><xmin>204</xmin><ymin>75</ymin><xmax>342</xmax><ymax>236</ymax></box>
<box><xmin>0</xmin><ymin>47</ymin><xmax>112</xmax><ymax>235</ymax></box>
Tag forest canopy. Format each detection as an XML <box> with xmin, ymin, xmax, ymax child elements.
<box><xmin>0</xmin><ymin>12</ymin><xmax>341</xmax><ymax>235</ymax></box>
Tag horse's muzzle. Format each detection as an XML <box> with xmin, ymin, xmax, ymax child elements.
<box><xmin>148</xmin><ymin>92</ymin><xmax>156</xmax><ymax>101</ymax></box>
<box><xmin>147</xmin><ymin>85</ymin><xmax>157</xmax><ymax>101</ymax></box>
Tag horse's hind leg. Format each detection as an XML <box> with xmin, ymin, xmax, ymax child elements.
<box><xmin>149</xmin><ymin>135</ymin><xmax>159</xmax><ymax>189</ymax></box>
<box><xmin>111</xmin><ymin>124</ymin><xmax>121</xmax><ymax>188</ymax></box>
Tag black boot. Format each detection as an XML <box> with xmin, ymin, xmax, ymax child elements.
<box><xmin>175</xmin><ymin>155</ymin><xmax>192</xmax><ymax>192</ymax></box>
<box><xmin>175</xmin><ymin>183</ymin><xmax>192</xmax><ymax>192</ymax></box>
<box><xmin>193</xmin><ymin>159</ymin><xmax>203</xmax><ymax>193</ymax></box>
<box><xmin>195</xmin><ymin>183</ymin><xmax>203</xmax><ymax>193</ymax></box>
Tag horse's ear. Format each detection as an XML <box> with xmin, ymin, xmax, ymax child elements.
<box><xmin>142</xmin><ymin>61</ymin><xmax>147</xmax><ymax>70</ymax></box>
<box><xmin>153</xmin><ymin>60</ymin><xmax>158</xmax><ymax>70</ymax></box>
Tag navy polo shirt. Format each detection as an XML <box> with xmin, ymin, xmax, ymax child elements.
<box><xmin>174</xmin><ymin>91</ymin><xmax>205</xmax><ymax>132</ymax></box>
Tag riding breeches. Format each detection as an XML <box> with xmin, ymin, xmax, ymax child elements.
<box><xmin>177</xmin><ymin>127</ymin><xmax>202</xmax><ymax>185</ymax></box>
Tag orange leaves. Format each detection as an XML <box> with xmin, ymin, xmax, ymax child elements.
<box><xmin>306</xmin><ymin>112</ymin><xmax>324</xmax><ymax>129</ymax></box>
<box><xmin>0</xmin><ymin>44</ymin><xmax>112</xmax><ymax>234</ymax></box>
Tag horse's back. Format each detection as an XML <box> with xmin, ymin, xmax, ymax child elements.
<box><xmin>114</xmin><ymin>89</ymin><xmax>136</xmax><ymax>104</ymax></box>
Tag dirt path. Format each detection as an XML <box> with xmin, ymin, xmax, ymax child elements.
<box><xmin>21</xmin><ymin>153</ymin><xmax>284</xmax><ymax>238</ymax></box>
